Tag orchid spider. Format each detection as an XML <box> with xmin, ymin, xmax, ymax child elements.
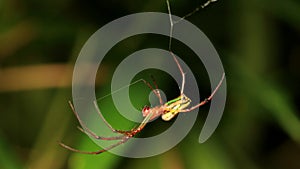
<box><xmin>59</xmin><ymin>0</ymin><xmax>223</xmax><ymax>154</ymax></box>
<box><xmin>59</xmin><ymin>52</ymin><xmax>225</xmax><ymax>154</ymax></box>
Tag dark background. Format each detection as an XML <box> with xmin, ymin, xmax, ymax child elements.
<box><xmin>0</xmin><ymin>0</ymin><xmax>300</xmax><ymax>169</ymax></box>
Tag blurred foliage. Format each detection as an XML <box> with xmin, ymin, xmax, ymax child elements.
<box><xmin>0</xmin><ymin>0</ymin><xmax>300</xmax><ymax>169</ymax></box>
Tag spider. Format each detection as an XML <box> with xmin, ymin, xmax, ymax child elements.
<box><xmin>59</xmin><ymin>52</ymin><xmax>225</xmax><ymax>154</ymax></box>
<box><xmin>59</xmin><ymin>0</ymin><xmax>223</xmax><ymax>154</ymax></box>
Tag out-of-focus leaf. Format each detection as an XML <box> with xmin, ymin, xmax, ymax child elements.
<box><xmin>0</xmin><ymin>131</ymin><xmax>23</xmax><ymax>169</ymax></box>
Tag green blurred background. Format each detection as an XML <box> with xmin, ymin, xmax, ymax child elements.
<box><xmin>1</xmin><ymin>0</ymin><xmax>300</xmax><ymax>169</ymax></box>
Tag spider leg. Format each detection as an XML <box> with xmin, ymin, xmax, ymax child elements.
<box><xmin>58</xmin><ymin>136</ymin><xmax>130</xmax><ymax>155</ymax></box>
<box><xmin>68</xmin><ymin>101</ymin><xmax>124</xmax><ymax>140</ymax></box>
<box><xmin>180</xmin><ymin>73</ymin><xmax>225</xmax><ymax>112</ymax></box>
<box><xmin>112</xmin><ymin>108</ymin><xmax>154</xmax><ymax>136</ymax></box>
<box><xmin>76</xmin><ymin>126</ymin><xmax>124</xmax><ymax>140</ymax></box>
<box><xmin>93</xmin><ymin>100</ymin><xmax>153</xmax><ymax>135</ymax></box>
<box><xmin>169</xmin><ymin>52</ymin><xmax>185</xmax><ymax>96</ymax></box>
<box><xmin>142</xmin><ymin>78</ymin><xmax>163</xmax><ymax>105</ymax></box>
<box><xmin>92</xmin><ymin>100</ymin><xmax>122</xmax><ymax>133</ymax></box>
<box><xmin>93</xmin><ymin>100</ymin><xmax>138</xmax><ymax>134</ymax></box>
<box><xmin>59</xmin><ymin>110</ymin><xmax>154</xmax><ymax>154</ymax></box>
<box><xmin>150</xmin><ymin>75</ymin><xmax>163</xmax><ymax>105</ymax></box>
<box><xmin>135</xmin><ymin>110</ymin><xmax>153</xmax><ymax>131</ymax></box>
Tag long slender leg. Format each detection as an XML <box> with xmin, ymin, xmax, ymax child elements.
<box><xmin>59</xmin><ymin>111</ymin><xmax>154</xmax><ymax>154</ymax></box>
<box><xmin>68</xmin><ymin>101</ymin><xmax>124</xmax><ymax>140</ymax></box>
<box><xmin>150</xmin><ymin>75</ymin><xmax>164</xmax><ymax>105</ymax></box>
<box><xmin>93</xmin><ymin>101</ymin><xmax>150</xmax><ymax>135</ymax></box>
<box><xmin>169</xmin><ymin>52</ymin><xmax>185</xmax><ymax>95</ymax></box>
<box><xmin>142</xmin><ymin>79</ymin><xmax>163</xmax><ymax>105</ymax></box>
<box><xmin>93</xmin><ymin>100</ymin><xmax>134</xmax><ymax>134</ymax></box>
<box><xmin>180</xmin><ymin>73</ymin><xmax>225</xmax><ymax>112</ymax></box>
<box><xmin>76</xmin><ymin>126</ymin><xmax>124</xmax><ymax>140</ymax></box>
<box><xmin>59</xmin><ymin>136</ymin><xmax>130</xmax><ymax>155</ymax></box>
<box><xmin>135</xmin><ymin>110</ymin><xmax>153</xmax><ymax>132</ymax></box>
<box><xmin>120</xmin><ymin>110</ymin><xmax>153</xmax><ymax>137</ymax></box>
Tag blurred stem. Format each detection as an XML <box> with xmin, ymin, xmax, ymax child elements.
<box><xmin>0</xmin><ymin>64</ymin><xmax>73</xmax><ymax>92</ymax></box>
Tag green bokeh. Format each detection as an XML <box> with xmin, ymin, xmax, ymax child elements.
<box><xmin>0</xmin><ymin>0</ymin><xmax>299</xmax><ymax>169</ymax></box>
